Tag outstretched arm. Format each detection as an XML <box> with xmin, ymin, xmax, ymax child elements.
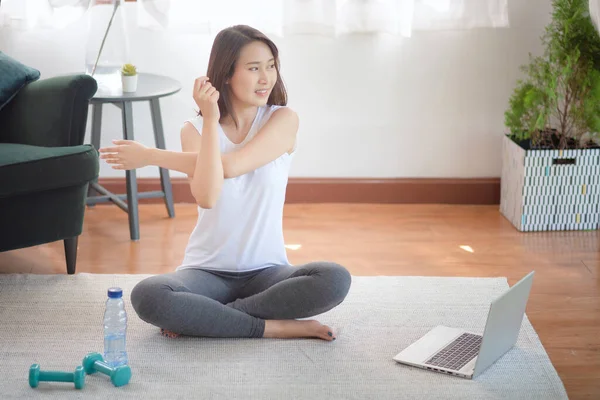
<box><xmin>99</xmin><ymin>107</ymin><xmax>298</xmax><ymax>179</ymax></box>
<box><xmin>99</xmin><ymin>140</ymin><xmax>198</xmax><ymax>176</ymax></box>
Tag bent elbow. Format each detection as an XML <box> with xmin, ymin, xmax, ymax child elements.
<box><xmin>193</xmin><ymin>193</ymin><xmax>215</xmax><ymax>209</ymax></box>
<box><xmin>190</xmin><ymin>172</ymin><xmax>223</xmax><ymax>209</ymax></box>
<box><xmin>197</xmin><ymin>202</ymin><xmax>214</xmax><ymax>209</ymax></box>
<box><xmin>196</xmin><ymin>199</ymin><xmax>216</xmax><ymax>209</ymax></box>
<box><xmin>192</xmin><ymin>189</ymin><xmax>220</xmax><ymax>209</ymax></box>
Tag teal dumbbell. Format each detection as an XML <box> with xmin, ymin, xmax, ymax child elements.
<box><xmin>29</xmin><ymin>364</ymin><xmax>85</xmax><ymax>389</ymax></box>
<box><xmin>82</xmin><ymin>352</ymin><xmax>131</xmax><ymax>387</ymax></box>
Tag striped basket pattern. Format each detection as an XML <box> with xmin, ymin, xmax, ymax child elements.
<box><xmin>500</xmin><ymin>135</ymin><xmax>600</xmax><ymax>232</ymax></box>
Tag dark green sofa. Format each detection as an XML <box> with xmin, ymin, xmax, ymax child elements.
<box><xmin>0</xmin><ymin>73</ymin><xmax>99</xmax><ymax>274</ymax></box>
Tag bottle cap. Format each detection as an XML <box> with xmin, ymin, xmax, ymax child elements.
<box><xmin>107</xmin><ymin>287</ymin><xmax>123</xmax><ymax>299</ymax></box>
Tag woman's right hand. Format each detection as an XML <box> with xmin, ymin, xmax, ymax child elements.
<box><xmin>98</xmin><ymin>139</ymin><xmax>150</xmax><ymax>170</ymax></box>
<box><xmin>193</xmin><ymin>76</ymin><xmax>220</xmax><ymax>122</ymax></box>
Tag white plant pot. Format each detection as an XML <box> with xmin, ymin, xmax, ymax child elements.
<box><xmin>500</xmin><ymin>134</ymin><xmax>600</xmax><ymax>232</ymax></box>
<box><xmin>121</xmin><ymin>74</ymin><xmax>138</xmax><ymax>92</ymax></box>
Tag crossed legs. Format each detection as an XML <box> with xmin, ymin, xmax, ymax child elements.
<box><xmin>130</xmin><ymin>262</ymin><xmax>352</xmax><ymax>341</ymax></box>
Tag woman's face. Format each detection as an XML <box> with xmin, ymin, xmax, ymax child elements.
<box><xmin>228</xmin><ymin>41</ymin><xmax>278</xmax><ymax>107</ymax></box>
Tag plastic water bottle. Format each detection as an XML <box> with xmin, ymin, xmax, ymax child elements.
<box><xmin>103</xmin><ymin>287</ymin><xmax>128</xmax><ymax>368</ymax></box>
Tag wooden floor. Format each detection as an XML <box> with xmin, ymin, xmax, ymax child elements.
<box><xmin>1</xmin><ymin>203</ymin><xmax>598</xmax><ymax>399</ymax></box>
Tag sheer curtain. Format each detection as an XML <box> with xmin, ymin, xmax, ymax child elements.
<box><xmin>0</xmin><ymin>0</ymin><xmax>87</xmax><ymax>29</ymax></box>
<box><xmin>413</xmin><ymin>0</ymin><xmax>508</xmax><ymax>30</ymax></box>
<box><xmin>0</xmin><ymin>0</ymin><xmax>509</xmax><ymax>37</ymax></box>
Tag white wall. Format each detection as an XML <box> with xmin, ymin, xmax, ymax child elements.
<box><xmin>0</xmin><ymin>0</ymin><xmax>551</xmax><ymax>179</ymax></box>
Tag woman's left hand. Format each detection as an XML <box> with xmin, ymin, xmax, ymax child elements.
<box><xmin>99</xmin><ymin>139</ymin><xmax>150</xmax><ymax>170</ymax></box>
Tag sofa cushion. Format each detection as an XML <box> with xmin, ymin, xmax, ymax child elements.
<box><xmin>0</xmin><ymin>52</ymin><xmax>41</xmax><ymax>111</ymax></box>
<box><xmin>0</xmin><ymin>143</ymin><xmax>98</xmax><ymax>198</ymax></box>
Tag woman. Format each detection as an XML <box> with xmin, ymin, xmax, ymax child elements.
<box><xmin>99</xmin><ymin>25</ymin><xmax>351</xmax><ymax>341</ymax></box>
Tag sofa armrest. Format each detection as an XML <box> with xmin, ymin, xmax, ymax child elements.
<box><xmin>0</xmin><ymin>74</ymin><xmax>98</xmax><ymax>147</ymax></box>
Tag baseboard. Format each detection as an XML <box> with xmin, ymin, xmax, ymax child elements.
<box><xmin>96</xmin><ymin>177</ymin><xmax>500</xmax><ymax>204</ymax></box>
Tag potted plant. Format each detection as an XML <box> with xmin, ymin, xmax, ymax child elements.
<box><xmin>121</xmin><ymin>63</ymin><xmax>138</xmax><ymax>92</ymax></box>
<box><xmin>501</xmin><ymin>0</ymin><xmax>600</xmax><ymax>232</ymax></box>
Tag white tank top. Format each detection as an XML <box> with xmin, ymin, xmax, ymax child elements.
<box><xmin>176</xmin><ymin>105</ymin><xmax>295</xmax><ymax>273</ymax></box>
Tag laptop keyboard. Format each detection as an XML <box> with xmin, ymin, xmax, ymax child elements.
<box><xmin>425</xmin><ymin>333</ymin><xmax>482</xmax><ymax>371</ymax></box>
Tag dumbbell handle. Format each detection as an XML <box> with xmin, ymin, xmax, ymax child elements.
<box><xmin>92</xmin><ymin>360</ymin><xmax>114</xmax><ymax>375</ymax></box>
<box><xmin>82</xmin><ymin>353</ymin><xmax>131</xmax><ymax>387</ymax></box>
<box><xmin>38</xmin><ymin>370</ymin><xmax>77</xmax><ymax>382</ymax></box>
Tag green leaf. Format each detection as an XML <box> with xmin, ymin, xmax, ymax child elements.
<box><xmin>504</xmin><ymin>0</ymin><xmax>600</xmax><ymax>149</ymax></box>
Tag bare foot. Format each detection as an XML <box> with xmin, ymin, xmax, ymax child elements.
<box><xmin>160</xmin><ymin>328</ymin><xmax>181</xmax><ymax>338</ymax></box>
<box><xmin>263</xmin><ymin>319</ymin><xmax>336</xmax><ymax>341</ymax></box>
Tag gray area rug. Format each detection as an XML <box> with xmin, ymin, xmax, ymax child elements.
<box><xmin>0</xmin><ymin>273</ymin><xmax>568</xmax><ymax>399</ymax></box>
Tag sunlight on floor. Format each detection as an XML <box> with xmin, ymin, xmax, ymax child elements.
<box><xmin>460</xmin><ymin>245</ymin><xmax>474</xmax><ymax>253</ymax></box>
<box><xmin>285</xmin><ymin>244</ymin><xmax>302</xmax><ymax>250</ymax></box>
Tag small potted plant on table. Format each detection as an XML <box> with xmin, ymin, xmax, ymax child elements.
<box><xmin>121</xmin><ymin>63</ymin><xmax>138</xmax><ymax>93</ymax></box>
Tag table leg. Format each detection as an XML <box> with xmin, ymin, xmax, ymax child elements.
<box><xmin>122</xmin><ymin>101</ymin><xmax>140</xmax><ymax>241</ymax></box>
<box><xmin>87</xmin><ymin>103</ymin><xmax>103</xmax><ymax>204</ymax></box>
<box><xmin>150</xmin><ymin>98</ymin><xmax>175</xmax><ymax>218</ymax></box>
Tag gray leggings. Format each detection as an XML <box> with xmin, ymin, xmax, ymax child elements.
<box><xmin>130</xmin><ymin>262</ymin><xmax>352</xmax><ymax>338</ymax></box>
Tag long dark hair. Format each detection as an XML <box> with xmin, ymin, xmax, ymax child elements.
<box><xmin>199</xmin><ymin>25</ymin><xmax>288</xmax><ymax>127</ymax></box>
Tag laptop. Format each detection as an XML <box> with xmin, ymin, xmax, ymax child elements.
<box><xmin>392</xmin><ymin>271</ymin><xmax>535</xmax><ymax>379</ymax></box>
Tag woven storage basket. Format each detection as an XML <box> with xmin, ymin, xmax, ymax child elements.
<box><xmin>500</xmin><ymin>135</ymin><xmax>600</xmax><ymax>232</ymax></box>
